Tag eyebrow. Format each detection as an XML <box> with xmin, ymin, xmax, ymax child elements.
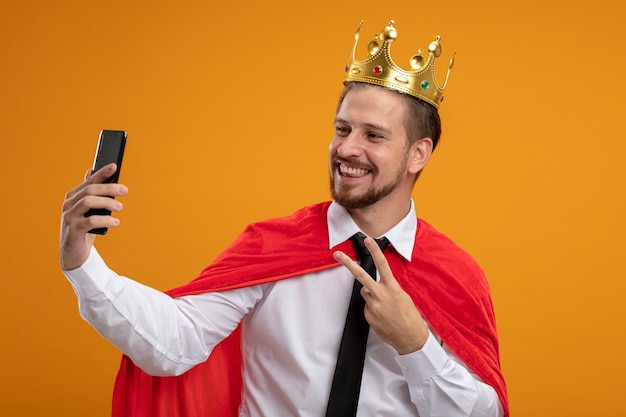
<box><xmin>334</xmin><ymin>118</ymin><xmax>392</xmax><ymax>135</ymax></box>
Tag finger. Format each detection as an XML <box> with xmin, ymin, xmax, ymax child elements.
<box><xmin>68</xmin><ymin>194</ymin><xmax>124</xmax><ymax>220</ymax></box>
<box><xmin>65</xmin><ymin>174</ymin><xmax>92</xmax><ymax>201</ymax></box>
<box><xmin>90</xmin><ymin>163</ymin><xmax>118</xmax><ymax>183</ymax></box>
<box><xmin>63</xmin><ymin>182</ymin><xmax>128</xmax><ymax>213</ymax></box>
<box><xmin>83</xmin><ymin>211</ymin><xmax>122</xmax><ymax>232</ymax></box>
<box><xmin>360</xmin><ymin>285</ymin><xmax>372</xmax><ymax>301</ymax></box>
<box><xmin>64</xmin><ymin>195</ymin><xmax>124</xmax><ymax>233</ymax></box>
<box><xmin>66</xmin><ymin>163</ymin><xmax>117</xmax><ymax>200</ymax></box>
<box><xmin>364</xmin><ymin>237</ymin><xmax>398</xmax><ymax>287</ymax></box>
<box><xmin>333</xmin><ymin>251</ymin><xmax>378</xmax><ymax>291</ymax></box>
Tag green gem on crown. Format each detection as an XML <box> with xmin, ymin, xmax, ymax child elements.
<box><xmin>421</xmin><ymin>80</ymin><xmax>429</xmax><ymax>90</ymax></box>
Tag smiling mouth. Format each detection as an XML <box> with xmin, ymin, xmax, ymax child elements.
<box><xmin>338</xmin><ymin>163</ymin><xmax>371</xmax><ymax>177</ymax></box>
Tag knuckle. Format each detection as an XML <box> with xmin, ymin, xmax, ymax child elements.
<box><xmin>84</xmin><ymin>215</ymin><xmax>102</xmax><ymax>229</ymax></box>
<box><xmin>83</xmin><ymin>183</ymin><xmax>97</xmax><ymax>194</ymax></box>
<box><xmin>61</xmin><ymin>211</ymin><xmax>73</xmax><ymax>225</ymax></box>
<box><xmin>78</xmin><ymin>194</ymin><xmax>93</xmax><ymax>209</ymax></box>
<box><xmin>61</xmin><ymin>200</ymin><xmax>72</xmax><ymax>212</ymax></box>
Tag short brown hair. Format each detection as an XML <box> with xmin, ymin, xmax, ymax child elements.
<box><xmin>337</xmin><ymin>82</ymin><xmax>442</xmax><ymax>151</ymax></box>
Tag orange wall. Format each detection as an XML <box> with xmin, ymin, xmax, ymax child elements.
<box><xmin>1</xmin><ymin>1</ymin><xmax>625</xmax><ymax>415</ymax></box>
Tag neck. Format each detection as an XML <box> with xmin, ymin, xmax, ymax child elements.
<box><xmin>347</xmin><ymin>197</ymin><xmax>412</xmax><ymax>238</ymax></box>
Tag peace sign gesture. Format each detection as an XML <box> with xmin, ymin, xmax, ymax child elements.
<box><xmin>334</xmin><ymin>237</ymin><xmax>430</xmax><ymax>354</ymax></box>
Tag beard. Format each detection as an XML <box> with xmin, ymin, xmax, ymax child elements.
<box><xmin>329</xmin><ymin>156</ymin><xmax>407</xmax><ymax>209</ymax></box>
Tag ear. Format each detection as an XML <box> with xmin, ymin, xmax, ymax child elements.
<box><xmin>407</xmin><ymin>137</ymin><xmax>433</xmax><ymax>175</ymax></box>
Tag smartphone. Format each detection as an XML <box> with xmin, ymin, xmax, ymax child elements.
<box><xmin>85</xmin><ymin>130</ymin><xmax>127</xmax><ymax>235</ymax></box>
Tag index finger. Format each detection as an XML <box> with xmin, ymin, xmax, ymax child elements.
<box><xmin>90</xmin><ymin>163</ymin><xmax>118</xmax><ymax>183</ymax></box>
<box><xmin>333</xmin><ymin>251</ymin><xmax>379</xmax><ymax>291</ymax></box>
<box><xmin>66</xmin><ymin>163</ymin><xmax>118</xmax><ymax>200</ymax></box>
<box><xmin>363</xmin><ymin>237</ymin><xmax>398</xmax><ymax>287</ymax></box>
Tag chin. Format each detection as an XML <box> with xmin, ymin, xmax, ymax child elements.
<box><xmin>332</xmin><ymin>187</ymin><xmax>378</xmax><ymax>210</ymax></box>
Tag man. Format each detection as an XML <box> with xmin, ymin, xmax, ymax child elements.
<box><xmin>61</xmin><ymin>21</ymin><xmax>508</xmax><ymax>417</ymax></box>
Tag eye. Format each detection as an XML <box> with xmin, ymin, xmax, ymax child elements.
<box><xmin>335</xmin><ymin>125</ymin><xmax>351</xmax><ymax>137</ymax></box>
<box><xmin>367</xmin><ymin>132</ymin><xmax>384</xmax><ymax>141</ymax></box>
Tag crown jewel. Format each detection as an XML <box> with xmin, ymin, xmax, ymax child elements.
<box><xmin>343</xmin><ymin>20</ymin><xmax>455</xmax><ymax>109</ymax></box>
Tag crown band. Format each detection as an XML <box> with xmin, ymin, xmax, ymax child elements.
<box><xmin>343</xmin><ymin>20</ymin><xmax>455</xmax><ymax>109</ymax></box>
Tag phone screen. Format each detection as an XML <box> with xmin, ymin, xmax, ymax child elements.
<box><xmin>92</xmin><ymin>130</ymin><xmax>127</xmax><ymax>182</ymax></box>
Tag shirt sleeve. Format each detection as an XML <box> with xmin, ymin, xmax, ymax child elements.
<box><xmin>395</xmin><ymin>332</ymin><xmax>504</xmax><ymax>417</ymax></box>
<box><xmin>63</xmin><ymin>247</ymin><xmax>263</xmax><ymax>377</ymax></box>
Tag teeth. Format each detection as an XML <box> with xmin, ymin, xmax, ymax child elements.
<box><xmin>339</xmin><ymin>163</ymin><xmax>369</xmax><ymax>176</ymax></box>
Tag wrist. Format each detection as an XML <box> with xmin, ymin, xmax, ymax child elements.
<box><xmin>395</xmin><ymin>330</ymin><xmax>429</xmax><ymax>355</ymax></box>
<box><xmin>60</xmin><ymin>246</ymin><xmax>91</xmax><ymax>271</ymax></box>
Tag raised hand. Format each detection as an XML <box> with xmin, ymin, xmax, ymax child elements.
<box><xmin>60</xmin><ymin>163</ymin><xmax>127</xmax><ymax>270</ymax></box>
<box><xmin>333</xmin><ymin>237</ymin><xmax>429</xmax><ymax>354</ymax></box>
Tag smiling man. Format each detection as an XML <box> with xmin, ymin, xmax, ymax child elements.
<box><xmin>330</xmin><ymin>82</ymin><xmax>434</xmax><ymax>220</ymax></box>
<box><xmin>61</xmin><ymin>21</ymin><xmax>508</xmax><ymax>417</ymax></box>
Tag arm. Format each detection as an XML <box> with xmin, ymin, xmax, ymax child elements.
<box><xmin>64</xmin><ymin>247</ymin><xmax>263</xmax><ymax>376</ymax></box>
<box><xmin>60</xmin><ymin>166</ymin><xmax>260</xmax><ymax>376</ymax></box>
<box><xmin>396</xmin><ymin>332</ymin><xmax>504</xmax><ymax>416</ymax></box>
<box><xmin>333</xmin><ymin>238</ymin><xmax>503</xmax><ymax>417</ymax></box>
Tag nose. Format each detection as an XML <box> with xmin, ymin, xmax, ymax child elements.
<box><xmin>335</xmin><ymin>133</ymin><xmax>363</xmax><ymax>159</ymax></box>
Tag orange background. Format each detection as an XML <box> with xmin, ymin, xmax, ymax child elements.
<box><xmin>1</xmin><ymin>0</ymin><xmax>625</xmax><ymax>415</ymax></box>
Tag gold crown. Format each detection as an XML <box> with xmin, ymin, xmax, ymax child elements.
<box><xmin>344</xmin><ymin>20</ymin><xmax>455</xmax><ymax>109</ymax></box>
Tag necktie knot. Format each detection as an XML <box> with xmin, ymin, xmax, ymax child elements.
<box><xmin>350</xmin><ymin>232</ymin><xmax>390</xmax><ymax>259</ymax></box>
<box><xmin>349</xmin><ymin>232</ymin><xmax>390</xmax><ymax>280</ymax></box>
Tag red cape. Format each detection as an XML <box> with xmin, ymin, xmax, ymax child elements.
<box><xmin>112</xmin><ymin>201</ymin><xmax>508</xmax><ymax>416</ymax></box>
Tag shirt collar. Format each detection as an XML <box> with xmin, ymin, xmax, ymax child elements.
<box><xmin>327</xmin><ymin>200</ymin><xmax>417</xmax><ymax>261</ymax></box>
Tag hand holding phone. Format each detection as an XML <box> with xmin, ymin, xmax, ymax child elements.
<box><xmin>85</xmin><ymin>130</ymin><xmax>127</xmax><ymax>234</ymax></box>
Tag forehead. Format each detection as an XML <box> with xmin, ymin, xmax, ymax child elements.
<box><xmin>336</xmin><ymin>86</ymin><xmax>408</xmax><ymax>132</ymax></box>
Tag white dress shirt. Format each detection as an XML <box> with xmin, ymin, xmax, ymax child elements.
<box><xmin>64</xmin><ymin>201</ymin><xmax>503</xmax><ymax>417</ymax></box>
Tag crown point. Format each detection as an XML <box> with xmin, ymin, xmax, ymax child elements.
<box><xmin>381</xmin><ymin>24</ymin><xmax>397</xmax><ymax>42</ymax></box>
<box><xmin>449</xmin><ymin>50</ymin><xmax>456</xmax><ymax>69</ymax></box>
<box><xmin>410</xmin><ymin>50</ymin><xmax>425</xmax><ymax>70</ymax></box>
<box><xmin>355</xmin><ymin>21</ymin><xmax>363</xmax><ymax>41</ymax></box>
<box><xmin>368</xmin><ymin>39</ymin><xmax>380</xmax><ymax>55</ymax></box>
<box><xmin>429</xmin><ymin>37</ymin><xmax>442</xmax><ymax>58</ymax></box>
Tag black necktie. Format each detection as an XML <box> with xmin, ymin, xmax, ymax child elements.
<box><xmin>326</xmin><ymin>232</ymin><xmax>391</xmax><ymax>417</ymax></box>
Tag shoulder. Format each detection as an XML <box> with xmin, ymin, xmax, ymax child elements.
<box><xmin>235</xmin><ymin>202</ymin><xmax>331</xmax><ymax>253</ymax></box>
<box><xmin>413</xmin><ymin>219</ymin><xmax>489</xmax><ymax>288</ymax></box>
<box><xmin>415</xmin><ymin>219</ymin><xmax>478</xmax><ymax>260</ymax></box>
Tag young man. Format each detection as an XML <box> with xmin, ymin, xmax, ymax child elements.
<box><xmin>61</xmin><ymin>21</ymin><xmax>507</xmax><ymax>417</ymax></box>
